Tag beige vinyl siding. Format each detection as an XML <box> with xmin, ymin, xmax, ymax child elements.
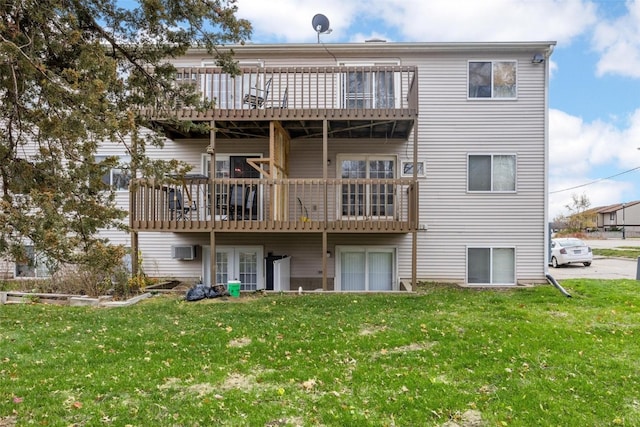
<box><xmin>137</xmin><ymin>233</ymin><xmax>205</xmax><ymax>279</ymax></box>
<box><xmin>408</xmin><ymin>50</ymin><xmax>546</xmax><ymax>283</ymax></box>
<box><xmin>133</xmin><ymin>43</ymin><xmax>551</xmax><ymax>285</ymax></box>
<box><xmin>7</xmin><ymin>43</ymin><xmax>551</xmax><ymax>286</ymax></box>
<box><xmin>626</xmin><ymin>204</ymin><xmax>640</xmax><ymax>226</ymax></box>
<box><xmin>97</xmin><ymin>135</ymin><xmax>200</xmax><ymax>263</ymax></box>
<box><xmin>146</xmin><ymin>50</ymin><xmax>547</xmax><ymax>284</ymax></box>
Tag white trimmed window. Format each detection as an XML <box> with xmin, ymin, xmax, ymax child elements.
<box><xmin>467</xmin><ymin>247</ymin><xmax>515</xmax><ymax>285</ymax></box>
<box><xmin>95</xmin><ymin>155</ymin><xmax>131</xmax><ymax>191</ymax></box>
<box><xmin>401</xmin><ymin>160</ymin><xmax>426</xmax><ymax>177</ymax></box>
<box><xmin>468</xmin><ymin>154</ymin><xmax>516</xmax><ymax>192</ymax></box>
<box><xmin>15</xmin><ymin>245</ymin><xmax>50</xmax><ymax>278</ymax></box>
<box><xmin>468</xmin><ymin>61</ymin><xmax>517</xmax><ymax>99</ymax></box>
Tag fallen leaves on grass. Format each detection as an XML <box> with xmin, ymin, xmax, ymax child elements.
<box><xmin>301</xmin><ymin>378</ymin><xmax>317</xmax><ymax>391</ymax></box>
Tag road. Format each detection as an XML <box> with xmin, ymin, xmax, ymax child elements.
<box><xmin>548</xmin><ymin>238</ymin><xmax>640</xmax><ymax>280</ymax></box>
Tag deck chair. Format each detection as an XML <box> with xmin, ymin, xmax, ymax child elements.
<box><xmin>243</xmin><ymin>78</ymin><xmax>272</xmax><ymax>108</ymax></box>
<box><xmin>244</xmin><ymin>186</ymin><xmax>257</xmax><ymax>219</ymax></box>
<box><xmin>279</xmin><ymin>87</ymin><xmax>288</xmax><ymax>108</ymax></box>
<box><xmin>228</xmin><ymin>184</ymin><xmax>257</xmax><ymax>220</ymax></box>
<box><xmin>227</xmin><ymin>185</ymin><xmax>246</xmax><ymax>220</ymax></box>
<box><xmin>168</xmin><ymin>188</ymin><xmax>195</xmax><ymax>220</ymax></box>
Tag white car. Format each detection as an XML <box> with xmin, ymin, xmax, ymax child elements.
<box><xmin>550</xmin><ymin>238</ymin><xmax>593</xmax><ymax>268</ymax></box>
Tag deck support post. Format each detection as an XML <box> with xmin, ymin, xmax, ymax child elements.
<box><xmin>209</xmin><ymin>121</ymin><xmax>217</xmax><ymax>285</ymax></box>
<box><xmin>412</xmin><ymin>117</ymin><xmax>419</xmax><ymax>288</ymax></box>
<box><xmin>412</xmin><ymin>231</ymin><xmax>417</xmax><ymax>289</ymax></box>
<box><xmin>130</xmin><ymin>133</ymin><xmax>139</xmax><ymax>279</ymax></box>
<box><xmin>131</xmin><ymin>232</ymin><xmax>139</xmax><ymax>278</ymax></box>
<box><xmin>323</xmin><ymin>119</ymin><xmax>328</xmax><ymax>291</ymax></box>
<box><xmin>322</xmin><ymin>231</ymin><xmax>328</xmax><ymax>291</ymax></box>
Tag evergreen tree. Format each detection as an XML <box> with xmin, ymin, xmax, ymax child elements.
<box><xmin>0</xmin><ymin>0</ymin><xmax>251</xmax><ymax>275</ymax></box>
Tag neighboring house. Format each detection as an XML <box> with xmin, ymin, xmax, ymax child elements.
<box><xmin>595</xmin><ymin>203</ymin><xmax>623</xmax><ymax>230</ymax></box>
<box><xmin>594</xmin><ymin>201</ymin><xmax>640</xmax><ymax>234</ymax></box>
<box><xmin>8</xmin><ymin>41</ymin><xmax>557</xmax><ymax>289</ymax></box>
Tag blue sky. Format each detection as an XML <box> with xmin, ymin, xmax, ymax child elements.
<box><xmin>235</xmin><ymin>0</ymin><xmax>640</xmax><ymax>220</ymax></box>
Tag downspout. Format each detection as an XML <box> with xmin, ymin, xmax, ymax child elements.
<box><xmin>541</xmin><ymin>45</ymin><xmax>568</xmax><ymax>297</ymax></box>
<box><xmin>410</xmin><ymin>67</ymin><xmax>419</xmax><ymax>290</ymax></box>
<box><xmin>546</xmin><ymin>274</ymin><xmax>572</xmax><ymax>298</ymax></box>
<box><xmin>543</xmin><ymin>44</ymin><xmax>554</xmax><ymax>277</ymax></box>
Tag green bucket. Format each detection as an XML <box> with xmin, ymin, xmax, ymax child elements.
<box><xmin>227</xmin><ymin>281</ymin><xmax>241</xmax><ymax>298</ymax></box>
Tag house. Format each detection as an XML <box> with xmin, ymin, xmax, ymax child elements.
<box><xmin>9</xmin><ymin>41</ymin><xmax>557</xmax><ymax>289</ymax></box>
<box><xmin>595</xmin><ymin>203</ymin><xmax>624</xmax><ymax>230</ymax></box>
<box><xmin>594</xmin><ymin>201</ymin><xmax>640</xmax><ymax>236</ymax></box>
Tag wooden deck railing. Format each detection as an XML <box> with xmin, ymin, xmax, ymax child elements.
<box><xmin>130</xmin><ymin>178</ymin><xmax>418</xmax><ymax>232</ymax></box>
<box><xmin>140</xmin><ymin>65</ymin><xmax>418</xmax><ymax>120</ymax></box>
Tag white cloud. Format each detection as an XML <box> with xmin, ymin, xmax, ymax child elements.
<box><xmin>549</xmin><ymin>179</ymin><xmax>632</xmax><ymax>221</ymax></box>
<box><xmin>550</xmin><ymin>108</ymin><xmax>640</xmax><ymax>178</ymax></box>
<box><xmin>548</xmin><ymin>59</ymin><xmax>559</xmax><ymax>79</ymax></box>
<box><xmin>237</xmin><ymin>0</ymin><xmax>364</xmax><ymax>43</ymax></box>
<box><xmin>237</xmin><ymin>0</ymin><xmax>597</xmax><ymax>44</ymax></box>
<box><xmin>550</xmin><ymin>110</ymin><xmax>594</xmax><ymax>176</ymax></box>
<box><xmin>620</xmin><ymin>109</ymin><xmax>640</xmax><ymax>168</ymax></box>
<box><xmin>592</xmin><ymin>0</ymin><xmax>640</xmax><ymax>77</ymax></box>
<box><xmin>374</xmin><ymin>0</ymin><xmax>597</xmax><ymax>44</ymax></box>
<box><xmin>548</xmin><ymin>108</ymin><xmax>640</xmax><ymax>219</ymax></box>
<box><xmin>549</xmin><ymin>109</ymin><xmax>621</xmax><ymax>176</ymax></box>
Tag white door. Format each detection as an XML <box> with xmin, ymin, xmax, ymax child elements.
<box><xmin>202</xmin><ymin>246</ymin><xmax>264</xmax><ymax>291</ymax></box>
<box><xmin>336</xmin><ymin>247</ymin><xmax>396</xmax><ymax>291</ymax></box>
<box><xmin>202</xmin><ymin>153</ymin><xmax>262</xmax><ymax>220</ymax></box>
<box><xmin>339</xmin><ymin>61</ymin><xmax>400</xmax><ymax>109</ymax></box>
<box><xmin>339</xmin><ymin>156</ymin><xmax>396</xmax><ymax>219</ymax></box>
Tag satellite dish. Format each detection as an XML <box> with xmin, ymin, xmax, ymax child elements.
<box><xmin>312</xmin><ymin>14</ymin><xmax>330</xmax><ymax>33</ymax></box>
<box><xmin>312</xmin><ymin>14</ymin><xmax>332</xmax><ymax>43</ymax></box>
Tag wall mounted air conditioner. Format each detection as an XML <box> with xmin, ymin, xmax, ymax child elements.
<box><xmin>171</xmin><ymin>245</ymin><xmax>196</xmax><ymax>261</ymax></box>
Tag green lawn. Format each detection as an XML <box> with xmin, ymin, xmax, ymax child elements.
<box><xmin>592</xmin><ymin>247</ymin><xmax>640</xmax><ymax>259</ymax></box>
<box><xmin>1</xmin><ymin>281</ymin><xmax>639</xmax><ymax>426</ymax></box>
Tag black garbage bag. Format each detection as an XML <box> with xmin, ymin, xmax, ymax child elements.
<box><xmin>185</xmin><ymin>284</ymin><xmax>208</xmax><ymax>301</ymax></box>
<box><xmin>185</xmin><ymin>284</ymin><xmax>230</xmax><ymax>301</ymax></box>
<box><xmin>210</xmin><ymin>284</ymin><xmax>230</xmax><ymax>297</ymax></box>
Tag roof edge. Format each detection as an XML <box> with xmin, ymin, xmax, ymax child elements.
<box><xmin>189</xmin><ymin>41</ymin><xmax>557</xmax><ymax>56</ymax></box>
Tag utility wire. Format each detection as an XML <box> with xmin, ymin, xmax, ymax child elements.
<box><xmin>550</xmin><ymin>165</ymin><xmax>640</xmax><ymax>194</ymax></box>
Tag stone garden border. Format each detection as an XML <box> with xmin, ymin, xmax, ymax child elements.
<box><xmin>0</xmin><ymin>291</ymin><xmax>152</xmax><ymax>307</ymax></box>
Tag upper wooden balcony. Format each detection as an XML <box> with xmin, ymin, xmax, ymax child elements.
<box><xmin>129</xmin><ymin>177</ymin><xmax>418</xmax><ymax>233</ymax></box>
<box><xmin>139</xmin><ymin>65</ymin><xmax>418</xmax><ymax>140</ymax></box>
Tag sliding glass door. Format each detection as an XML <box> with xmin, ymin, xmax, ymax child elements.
<box><xmin>338</xmin><ymin>247</ymin><xmax>396</xmax><ymax>291</ymax></box>
<box><xmin>340</xmin><ymin>62</ymin><xmax>399</xmax><ymax>109</ymax></box>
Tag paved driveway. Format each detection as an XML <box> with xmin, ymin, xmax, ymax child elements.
<box><xmin>548</xmin><ymin>238</ymin><xmax>640</xmax><ymax>280</ymax></box>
